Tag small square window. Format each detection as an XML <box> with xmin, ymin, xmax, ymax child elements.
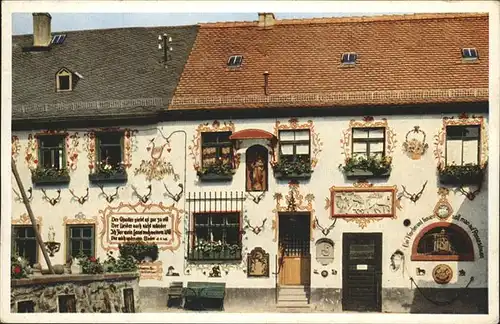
<box><xmin>58</xmin><ymin>75</ymin><xmax>70</xmax><ymax>90</ymax></box>
<box><xmin>341</xmin><ymin>52</ymin><xmax>357</xmax><ymax>64</ymax></box>
<box><xmin>227</xmin><ymin>55</ymin><xmax>243</xmax><ymax>68</ymax></box>
<box><xmin>462</xmin><ymin>48</ymin><xmax>478</xmax><ymax>60</ymax></box>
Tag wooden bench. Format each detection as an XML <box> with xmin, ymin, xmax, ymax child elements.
<box><xmin>167</xmin><ymin>281</ymin><xmax>184</xmax><ymax>308</ymax></box>
<box><xmin>183</xmin><ymin>282</ymin><xmax>226</xmax><ymax>310</ymax></box>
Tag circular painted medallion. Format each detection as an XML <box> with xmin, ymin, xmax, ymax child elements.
<box><xmin>432</xmin><ymin>264</ymin><xmax>453</xmax><ymax>284</ymax></box>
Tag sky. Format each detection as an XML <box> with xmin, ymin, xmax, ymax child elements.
<box><xmin>12</xmin><ymin>12</ymin><xmax>403</xmax><ymax>35</ymax></box>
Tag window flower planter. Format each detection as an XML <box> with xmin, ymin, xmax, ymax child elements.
<box><xmin>272</xmin><ymin>157</ymin><xmax>312</xmax><ymax>180</ymax></box>
<box><xmin>197</xmin><ymin>173</ymin><xmax>234</xmax><ymax>181</ymax></box>
<box><xmin>89</xmin><ymin>164</ymin><xmax>128</xmax><ymax>183</ymax></box>
<box><xmin>188</xmin><ymin>246</ymin><xmax>242</xmax><ymax>261</ymax></box>
<box><xmin>438</xmin><ymin>164</ymin><xmax>485</xmax><ymax>185</ymax></box>
<box><xmin>31</xmin><ymin>168</ymin><xmax>70</xmax><ymax>185</ymax></box>
<box><xmin>339</xmin><ymin>156</ymin><xmax>392</xmax><ymax>179</ymax></box>
<box><xmin>197</xmin><ymin>160</ymin><xmax>235</xmax><ymax>182</ymax></box>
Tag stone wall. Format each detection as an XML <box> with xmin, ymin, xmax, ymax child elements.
<box><xmin>11</xmin><ymin>273</ymin><xmax>140</xmax><ymax>313</ymax></box>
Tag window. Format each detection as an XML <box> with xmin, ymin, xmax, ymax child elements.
<box><xmin>58</xmin><ymin>295</ymin><xmax>76</xmax><ymax>313</ymax></box>
<box><xmin>39</xmin><ymin>135</ymin><xmax>65</xmax><ymax>170</ymax></box>
<box><xmin>341</xmin><ymin>52</ymin><xmax>357</xmax><ymax>64</ymax></box>
<box><xmin>445</xmin><ymin>125</ymin><xmax>480</xmax><ymax>166</ymax></box>
<box><xmin>97</xmin><ymin>132</ymin><xmax>124</xmax><ymax>168</ymax></box>
<box><xmin>12</xmin><ymin>226</ymin><xmax>38</xmax><ymax>266</ymax></box>
<box><xmin>412</xmin><ymin>223</ymin><xmax>474</xmax><ymax>261</ymax></box>
<box><xmin>17</xmin><ymin>300</ymin><xmax>35</xmax><ymax>313</ymax></box>
<box><xmin>190</xmin><ymin>212</ymin><xmax>242</xmax><ymax>261</ymax></box>
<box><xmin>51</xmin><ymin>34</ymin><xmax>66</xmax><ymax>45</ymax></box>
<box><xmin>462</xmin><ymin>47</ymin><xmax>478</xmax><ymax>60</ymax></box>
<box><xmin>227</xmin><ymin>55</ymin><xmax>243</xmax><ymax>68</ymax></box>
<box><xmin>279</xmin><ymin>129</ymin><xmax>310</xmax><ymax>163</ymax></box>
<box><xmin>67</xmin><ymin>225</ymin><xmax>94</xmax><ymax>261</ymax></box>
<box><xmin>123</xmin><ymin>288</ymin><xmax>135</xmax><ymax>313</ymax></box>
<box><xmin>56</xmin><ymin>68</ymin><xmax>72</xmax><ymax>92</ymax></box>
<box><xmin>201</xmin><ymin>132</ymin><xmax>233</xmax><ymax>170</ymax></box>
<box><xmin>351</xmin><ymin>127</ymin><xmax>385</xmax><ymax>159</ymax></box>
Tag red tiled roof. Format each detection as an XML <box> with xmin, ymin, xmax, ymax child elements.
<box><xmin>170</xmin><ymin>13</ymin><xmax>488</xmax><ymax>110</ymax></box>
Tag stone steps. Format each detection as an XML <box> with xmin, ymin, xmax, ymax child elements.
<box><xmin>277</xmin><ymin>285</ymin><xmax>310</xmax><ymax>309</ymax></box>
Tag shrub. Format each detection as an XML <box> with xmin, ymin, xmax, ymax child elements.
<box><xmin>118</xmin><ymin>241</ymin><xmax>158</xmax><ymax>262</ymax></box>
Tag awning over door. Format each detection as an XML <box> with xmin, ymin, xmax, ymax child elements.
<box><xmin>229</xmin><ymin>129</ymin><xmax>276</xmax><ymax>140</ymax></box>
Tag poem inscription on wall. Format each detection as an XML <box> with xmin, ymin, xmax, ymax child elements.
<box><xmin>99</xmin><ymin>202</ymin><xmax>182</xmax><ymax>252</ymax></box>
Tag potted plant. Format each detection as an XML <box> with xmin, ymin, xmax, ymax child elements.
<box><xmin>102</xmin><ymin>251</ymin><xmax>138</xmax><ymax>273</ymax></box>
<box><xmin>89</xmin><ymin>160</ymin><xmax>128</xmax><ymax>183</ymax></box>
<box><xmin>272</xmin><ymin>156</ymin><xmax>312</xmax><ymax>180</ymax></box>
<box><xmin>76</xmin><ymin>251</ymin><xmax>104</xmax><ymax>275</ymax></box>
<box><xmin>190</xmin><ymin>239</ymin><xmax>242</xmax><ymax>261</ymax></box>
<box><xmin>118</xmin><ymin>241</ymin><xmax>159</xmax><ymax>263</ymax></box>
<box><xmin>339</xmin><ymin>155</ymin><xmax>392</xmax><ymax>179</ymax></box>
<box><xmin>438</xmin><ymin>162</ymin><xmax>486</xmax><ymax>185</ymax></box>
<box><xmin>31</xmin><ymin>167</ymin><xmax>70</xmax><ymax>185</ymax></box>
<box><xmin>11</xmin><ymin>255</ymin><xmax>31</xmax><ymax>279</ymax></box>
<box><xmin>196</xmin><ymin>159</ymin><xmax>235</xmax><ymax>181</ymax></box>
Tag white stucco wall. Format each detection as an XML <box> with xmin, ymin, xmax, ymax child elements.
<box><xmin>11</xmin><ymin>113</ymin><xmax>489</xmax><ymax>290</ymax></box>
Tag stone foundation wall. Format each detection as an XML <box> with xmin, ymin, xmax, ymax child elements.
<box><xmin>11</xmin><ymin>273</ymin><xmax>140</xmax><ymax>313</ymax></box>
<box><xmin>139</xmin><ymin>286</ymin><xmax>488</xmax><ymax>313</ymax></box>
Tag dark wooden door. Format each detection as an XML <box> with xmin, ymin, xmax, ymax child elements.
<box><xmin>342</xmin><ymin>233</ymin><xmax>382</xmax><ymax>312</ymax></box>
<box><xmin>278</xmin><ymin>213</ymin><xmax>311</xmax><ymax>285</ymax></box>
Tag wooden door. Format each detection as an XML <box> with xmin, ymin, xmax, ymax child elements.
<box><xmin>342</xmin><ymin>233</ymin><xmax>382</xmax><ymax>312</ymax></box>
<box><xmin>278</xmin><ymin>213</ymin><xmax>311</xmax><ymax>286</ymax></box>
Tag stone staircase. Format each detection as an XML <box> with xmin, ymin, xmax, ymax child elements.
<box><xmin>276</xmin><ymin>285</ymin><xmax>310</xmax><ymax>311</ymax></box>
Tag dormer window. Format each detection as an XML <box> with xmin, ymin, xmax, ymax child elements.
<box><xmin>341</xmin><ymin>52</ymin><xmax>357</xmax><ymax>64</ymax></box>
<box><xmin>462</xmin><ymin>48</ymin><xmax>478</xmax><ymax>60</ymax></box>
<box><xmin>51</xmin><ymin>34</ymin><xmax>67</xmax><ymax>45</ymax></box>
<box><xmin>227</xmin><ymin>55</ymin><xmax>243</xmax><ymax>68</ymax></box>
<box><xmin>56</xmin><ymin>68</ymin><xmax>73</xmax><ymax>92</ymax></box>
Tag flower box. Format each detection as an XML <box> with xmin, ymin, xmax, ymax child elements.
<box><xmin>438</xmin><ymin>165</ymin><xmax>485</xmax><ymax>185</ymax></box>
<box><xmin>274</xmin><ymin>171</ymin><xmax>312</xmax><ymax>180</ymax></box>
<box><xmin>31</xmin><ymin>168</ymin><xmax>70</xmax><ymax>185</ymax></box>
<box><xmin>197</xmin><ymin>173</ymin><xmax>234</xmax><ymax>182</ymax></box>
<box><xmin>345</xmin><ymin>169</ymin><xmax>391</xmax><ymax>180</ymax></box>
<box><xmin>188</xmin><ymin>248</ymin><xmax>242</xmax><ymax>261</ymax></box>
<box><xmin>89</xmin><ymin>171</ymin><xmax>128</xmax><ymax>183</ymax></box>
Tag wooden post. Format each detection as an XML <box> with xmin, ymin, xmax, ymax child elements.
<box><xmin>11</xmin><ymin>157</ymin><xmax>55</xmax><ymax>274</ymax></box>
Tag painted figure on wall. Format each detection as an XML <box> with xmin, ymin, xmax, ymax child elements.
<box><xmin>246</xmin><ymin>145</ymin><xmax>268</xmax><ymax>192</ymax></box>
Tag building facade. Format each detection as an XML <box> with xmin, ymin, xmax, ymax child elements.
<box><xmin>11</xmin><ymin>12</ymin><xmax>489</xmax><ymax>313</ymax></box>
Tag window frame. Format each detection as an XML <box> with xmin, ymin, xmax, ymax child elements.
<box><xmin>341</xmin><ymin>52</ymin><xmax>358</xmax><ymax>64</ymax></box>
<box><xmin>95</xmin><ymin>131</ymin><xmax>125</xmax><ymax>169</ymax></box>
<box><xmin>201</xmin><ymin>131</ymin><xmax>234</xmax><ymax>169</ymax></box>
<box><xmin>411</xmin><ymin>222</ymin><xmax>475</xmax><ymax>261</ymax></box>
<box><xmin>66</xmin><ymin>224</ymin><xmax>95</xmax><ymax>262</ymax></box>
<box><xmin>55</xmin><ymin>68</ymin><xmax>73</xmax><ymax>92</ymax></box>
<box><xmin>189</xmin><ymin>211</ymin><xmax>242</xmax><ymax>261</ymax></box>
<box><xmin>278</xmin><ymin>129</ymin><xmax>311</xmax><ymax>163</ymax></box>
<box><xmin>227</xmin><ymin>55</ymin><xmax>243</xmax><ymax>68</ymax></box>
<box><xmin>37</xmin><ymin>134</ymin><xmax>66</xmax><ymax>170</ymax></box>
<box><xmin>461</xmin><ymin>47</ymin><xmax>478</xmax><ymax>60</ymax></box>
<box><xmin>351</xmin><ymin>127</ymin><xmax>386</xmax><ymax>159</ymax></box>
<box><xmin>445</xmin><ymin>125</ymin><xmax>481</xmax><ymax>166</ymax></box>
<box><xmin>12</xmin><ymin>225</ymin><xmax>39</xmax><ymax>266</ymax></box>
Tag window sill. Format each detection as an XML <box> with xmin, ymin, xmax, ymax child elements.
<box><xmin>344</xmin><ymin>169</ymin><xmax>391</xmax><ymax>180</ymax></box>
<box><xmin>197</xmin><ymin>173</ymin><xmax>234</xmax><ymax>182</ymax></box>
<box><xmin>274</xmin><ymin>171</ymin><xmax>312</xmax><ymax>180</ymax></box>
<box><xmin>32</xmin><ymin>175</ymin><xmax>70</xmax><ymax>186</ymax></box>
<box><xmin>187</xmin><ymin>249</ymin><xmax>242</xmax><ymax>261</ymax></box>
<box><xmin>89</xmin><ymin>172</ymin><xmax>128</xmax><ymax>183</ymax></box>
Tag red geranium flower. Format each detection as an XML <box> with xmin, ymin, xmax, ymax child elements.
<box><xmin>88</xmin><ymin>256</ymin><xmax>96</xmax><ymax>262</ymax></box>
<box><xmin>13</xmin><ymin>265</ymin><xmax>21</xmax><ymax>274</ymax></box>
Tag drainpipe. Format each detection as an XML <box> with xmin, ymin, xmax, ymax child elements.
<box><xmin>11</xmin><ymin>157</ymin><xmax>55</xmax><ymax>274</ymax></box>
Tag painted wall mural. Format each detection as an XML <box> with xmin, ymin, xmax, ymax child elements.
<box><xmin>25</xmin><ymin>134</ymin><xmax>39</xmax><ymax>170</ymax></box>
<box><xmin>188</xmin><ymin>120</ymin><xmax>241</xmax><ymax>172</ymax></box>
<box><xmin>271</xmin><ymin>181</ymin><xmax>315</xmax><ymax>242</ymax></box>
<box><xmin>434</xmin><ymin>113</ymin><xmax>488</xmax><ymax>169</ymax></box>
<box><xmin>24</xmin><ymin>131</ymin><xmax>80</xmax><ymax>171</ymax></box>
<box><xmin>340</xmin><ymin>116</ymin><xmax>397</xmax><ymax>163</ymax></box>
<box><xmin>402</xmin><ymin>126</ymin><xmax>429</xmax><ymax>160</ymax></box>
<box><xmin>63</xmin><ymin>212</ymin><xmax>97</xmax><ymax>225</ymax></box>
<box><xmin>66</xmin><ymin>132</ymin><xmax>80</xmax><ymax>171</ymax></box>
<box><xmin>98</xmin><ymin>202</ymin><xmax>183</xmax><ymax>252</ymax></box>
<box><xmin>247</xmin><ymin>247</ymin><xmax>270</xmax><ymax>277</ymax></box>
<box><xmin>246</xmin><ymin>145</ymin><xmax>268</xmax><ymax>192</ymax></box>
<box><xmin>83</xmin><ymin>128</ymin><xmax>138</xmax><ymax>171</ymax></box>
<box><xmin>272</xmin><ymin>118</ymin><xmax>323</xmax><ymax>168</ymax></box>
<box><xmin>134</xmin><ymin>136</ymin><xmax>180</xmax><ymax>182</ymax></box>
<box><xmin>432</xmin><ymin>264</ymin><xmax>453</xmax><ymax>284</ymax></box>
<box><xmin>12</xmin><ymin>213</ymin><xmax>43</xmax><ymax>225</ymax></box>
<box><xmin>452</xmin><ymin>214</ymin><xmax>485</xmax><ymax>258</ymax></box>
<box><xmin>12</xmin><ymin>135</ymin><xmax>21</xmax><ymax>161</ymax></box>
<box><xmin>433</xmin><ymin>188</ymin><xmax>453</xmax><ymax>220</ymax></box>
<box><xmin>327</xmin><ymin>182</ymin><xmax>398</xmax><ymax>229</ymax></box>
<box><xmin>401</xmin><ymin>214</ymin><xmax>437</xmax><ymax>248</ymax></box>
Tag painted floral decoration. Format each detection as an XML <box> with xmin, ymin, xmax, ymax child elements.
<box><xmin>194</xmin><ymin>239</ymin><xmax>241</xmax><ymax>254</ymax></box>
<box><xmin>402</xmin><ymin>126</ymin><xmax>428</xmax><ymax>160</ymax></box>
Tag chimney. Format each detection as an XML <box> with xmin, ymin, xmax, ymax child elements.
<box><xmin>258</xmin><ymin>13</ymin><xmax>275</xmax><ymax>29</ymax></box>
<box><xmin>32</xmin><ymin>13</ymin><xmax>52</xmax><ymax>47</ymax></box>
